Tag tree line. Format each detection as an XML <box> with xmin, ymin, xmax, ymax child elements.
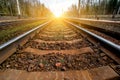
<box><xmin>65</xmin><ymin>0</ymin><xmax>120</xmax><ymax>17</ymax></box>
<box><xmin>0</xmin><ymin>0</ymin><xmax>53</xmax><ymax>17</ymax></box>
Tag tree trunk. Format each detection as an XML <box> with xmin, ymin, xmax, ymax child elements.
<box><xmin>117</xmin><ymin>6</ymin><xmax>120</xmax><ymax>14</ymax></box>
<box><xmin>78</xmin><ymin>0</ymin><xmax>80</xmax><ymax>17</ymax></box>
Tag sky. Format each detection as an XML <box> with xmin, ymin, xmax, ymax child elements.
<box><xmin>40</xmin><ymin>0</ymin><xmax>78</xmax><ymax>16</ymax></box>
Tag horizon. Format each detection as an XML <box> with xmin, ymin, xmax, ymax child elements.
<box><xmin>40</xmin><ymin>0</ymin><xmax>78</xmax><ymax>16</ymax></box>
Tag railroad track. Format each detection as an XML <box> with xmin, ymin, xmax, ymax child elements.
<box><xmin>0</xmin><ymin>19</ymin><xmax>120</xmax><ymax>80</ymax></box>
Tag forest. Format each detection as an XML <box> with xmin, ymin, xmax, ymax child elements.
<box><xmin>0</xmin><ymin>0</ymin><xmax>120</xmax><ymax>18</ymax></box>
<box><xmin>0</xmin><ymin>0</ymin><xmax>52</xmax><ymax>17</ymax></box>
<box><xmin>65</xmin><ymin>0</ymin><xmax>120</xmax><ymax>17</ymax></box>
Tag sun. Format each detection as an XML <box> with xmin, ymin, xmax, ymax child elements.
<box><xmin>55</xmin><ymin>13</ymin><xmax>61</xmax><ymax>17</ymax></box>
<box><xmin>53</xmin><ymin>11</ymin><xmax>62</xmax><ymax>18</ymax></box>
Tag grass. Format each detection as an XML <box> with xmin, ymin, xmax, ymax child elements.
<box><xmin>0</xmin><ymin>20</ymin><xmax>47</xmax><ymax>45</ymax></box>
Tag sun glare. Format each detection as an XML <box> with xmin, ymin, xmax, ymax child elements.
<box><xmin>55</xmin><ymin>13</ymin><xmax>61</xmax><ymax>17</ymax></box>
<box><xmin>53</xmin><ymin>11</ymin><xmax>62</xmax><ymax>18</ymax></box>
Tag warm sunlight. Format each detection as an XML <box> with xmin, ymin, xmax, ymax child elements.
<box><xmin>1</xmin><ymin>0</ymin><xmax>120</xmax><ymax>79</ymax></box>
<box><xmin>53</xmin><ymin>11</ymin><xmax>62</xmax><ymax>18</ymax></box>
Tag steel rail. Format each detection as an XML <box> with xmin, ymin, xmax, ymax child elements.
<box><xmin>0</xmin><ymin>18</ymin><xmax>47</xmax><ymax>23</ymax></box>
<box><xmin>64</xmin><ymin>17</ymin><xmax>120</xmax><ymax>23</ymax></box>
<box><xmin>66</xmin><ymin>21</ymin><xmax>120</xmax><ymax>53</ymax></box>
<box><xmin>0</xmin><ymin>21</ymin><xmax>51</xmax><ymax>50</ymax></box>
<box><xmin>0</xmin><ymin>20</ymin><xmax>51</xmax><ymax>64</ymax></box>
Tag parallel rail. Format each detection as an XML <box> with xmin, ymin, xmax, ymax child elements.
<box><xmin>0</xmin><ymin>19</ymin><xmax>120</xmax><ymax>64</ymax></box>
<box><xmin>65</xmin><ymin>17</ymin><xmax>120</xmax><ymax>23</ymax></box>
<box><xmin>0</xmin><ymin>18</ymin><xmax>47</xmax><ymax>23</ymax></box>
<box><xmin>0</xmin><ymin>21</ymin><xmax>51</xmax><ymax>64</ymax></box>
<box><xmin>66</xmin><ymin>21</ymin><xmax>120</xmax><ymax>64</ymax></box>
<box><xmin>66</xmin><ymin>21</ymin><xmax>120</xmax><ymax>51</ymax></box>
<box><xmin>65</xmin><ymin>17</ymin><xmax>120</xmax><ymax>35</ymax></box>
